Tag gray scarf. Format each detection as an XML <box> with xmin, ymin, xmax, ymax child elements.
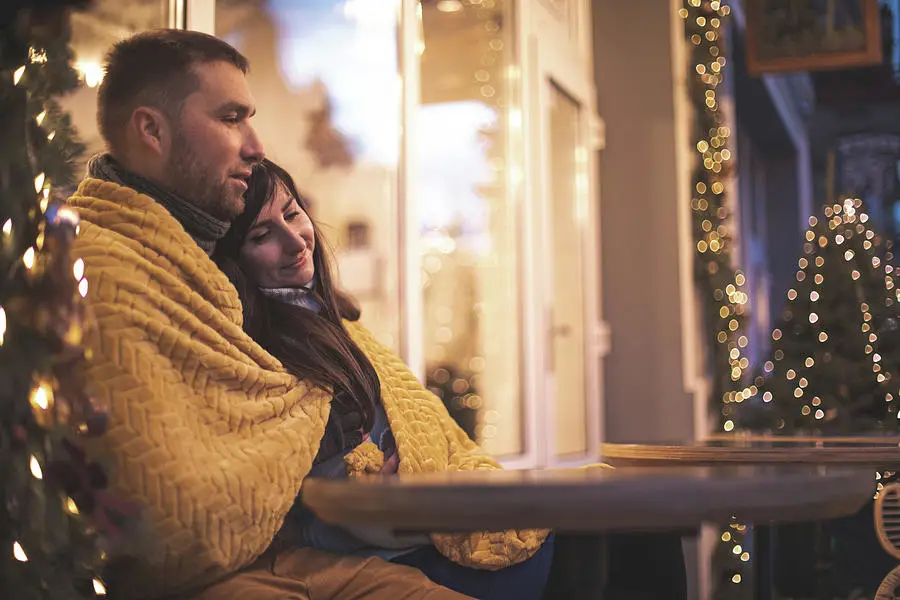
<box><xmin>259</xmin><ymin>279</ymin><xmax>321</xmax><ymax>313</ymax></box>
<box><xmin>87</xmin><ymin>153</ymin><xmax>229</xmax><ymax>256</ymax></box>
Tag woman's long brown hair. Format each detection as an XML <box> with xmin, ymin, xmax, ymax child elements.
<box><xmin>214</xmin><ymin>159</ymin><xmax>380</xmax><ymax>431</ymax></box>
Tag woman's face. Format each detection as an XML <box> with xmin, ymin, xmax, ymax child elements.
<box><xmin>239</xmin><ymin>182</ymin><xmax>316</xmax><ymax>289</ymax></box>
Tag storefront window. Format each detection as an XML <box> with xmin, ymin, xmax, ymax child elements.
<box><xmin>215</xmin><ymin>0</ymin><xmax>525</xmax><ymax>456</ymax></box>
<box><xmin>63</xmin><ymin>0</ymin><xmax>172</xmax><ymax>176</ymax></box>
<box><xmin>418</xmin><ymin>0</ymin><xmax>523</xmax><ymax>457</ymax></box>
<box><xmin>216</xmin><ymin>0</ymin><xmax>403</xmax><ymax>350</ymax></box>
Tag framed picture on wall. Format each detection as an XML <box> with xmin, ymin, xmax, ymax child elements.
<box><xmin>745</xmin><ymin>0</ymin><xmax>883</xmax><ymax>75</ymax></box>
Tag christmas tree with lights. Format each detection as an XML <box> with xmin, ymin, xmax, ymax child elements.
<box><xmin>741</xmin><ymin>198</ymin><xmax>900</xmax><ymax>434</ymax></box>
<box><xmin>1</xmin><ymin>2</ymin><xmax>117</xmax><ymax>598</ymax></box>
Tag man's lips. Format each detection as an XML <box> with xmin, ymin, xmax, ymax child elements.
<box><xmin>230</xmin><ymin>170</ymin><xmax>252</xmax><ymax>190</ymax></box>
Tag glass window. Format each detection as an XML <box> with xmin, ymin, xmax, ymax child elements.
<box><xmin>63</xmin><ymin>0</ymin><xmax>172</xmax><ymax>176</ymax></box>
<box><xmin>418</xmin><ymin>0</ymin><xmax>524</xmax><ymax>457</ymax></box>
<box><xmin>216</xmin><ymin>0</ymin><xmax>403</xmax><ymax>351</ymax></box>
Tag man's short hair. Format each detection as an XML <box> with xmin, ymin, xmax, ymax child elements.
<box><xmin>97</xmin><ymin>29</ymin><xmax>249</xmax><ymax>154</ymax></box>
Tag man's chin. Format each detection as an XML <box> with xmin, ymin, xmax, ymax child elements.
<box><xmin>225</xmin><ymin>197</ymin><xmax>246</xmax><ymax>221</ymax></box>
<box><xmin>211</xmin><ymin>193</ymin><xmax>245</xmax><ymax>221</ymax></box>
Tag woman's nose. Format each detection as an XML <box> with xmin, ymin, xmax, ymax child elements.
<box><xmin>283</xmin><ymin>229</ymin><xmax>308</xmax><ymax>253</ymax></box>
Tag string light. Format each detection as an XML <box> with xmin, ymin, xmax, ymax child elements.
<box><xmin>13</xmin><ymin>541</ymin><xmax>28</xmax><ymax>562</ymax></box>
<box><xmin>30</xmin><ymin>382</ymin><xmax>52</xmax><ymax>412</ymax></box>
<box><xmin>6</xmin><ymin>16</ymin><xmax>110</xmax><ymax>596</ymax></box>
<box><xmin>93</xmin><ymin>578</ymin><xmax>108</xmax><ymax>596</ymax></box>
<box><xmin>66</xmin><ymin>497</ymin><xmax>79</xmax><ymax>515</ymax></box>
<box><xmin>28</xmin><ymin>47</ymin><xmax>47</xmax><ymax>64</ymax></box>
<box><xmin>23</xmin><ymin>246</ymin><xmax>35</xmax><ymax>270</ymax></box>
<box><xmin>73</xmin><ymin>257</ymin><xmax>85</xmax><ymax>281</ymax></box>
<box><xmin>683</xmin><ymin>2</ymin><xmax>755</xmax><ymax>593</ymax></box>
<box><xmin>30</xmin><ymin>455</ymin><xmax>43</xmax><ymax>480</ymax></box>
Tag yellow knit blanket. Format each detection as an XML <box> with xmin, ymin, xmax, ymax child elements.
<box><xmin>68</xmin><ymin>179</ymin><xmax>547</xmax><ymax>598</ymax></box>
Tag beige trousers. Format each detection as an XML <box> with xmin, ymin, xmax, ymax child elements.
<box><xmin>189</xmin><ymin>547</ymin><xmax>473</xmax><ymax>600</ymax></box>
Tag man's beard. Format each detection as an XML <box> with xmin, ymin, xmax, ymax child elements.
<box><xmin>164</xmin><ymin>134</ymin><xmax>245</xmax><ymax>221</ymax></box>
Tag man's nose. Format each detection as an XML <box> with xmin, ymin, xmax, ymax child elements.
<box><xmin>242</xmin><ymin>124</ymin><xmax>265</xmax><ymax>164</ymax></box>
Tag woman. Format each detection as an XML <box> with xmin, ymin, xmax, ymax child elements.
<box><xmin>213</xmin><ymin>159</ymin><xmax>553</xmax><ymax>600</ymax></box>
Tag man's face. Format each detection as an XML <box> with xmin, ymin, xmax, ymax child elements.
<box><xmin>162</xmin><ymin>61</ymin><xmax>264</xmax><ymax>221</ymax></box>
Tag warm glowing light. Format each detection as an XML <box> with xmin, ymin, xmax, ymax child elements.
<box><xmin>73</xmin><ymin>258</ymin><xmax>85</xmax><ymax>281</ymax></box>
<box><xmin>93</xmin><ymin>578</ymin><xmax>108</xmax><ymax>596</ymax></box>
<box><xmin>13</xmin><ymin>541</ymin><xmax>27</xmax><ymax>562</ymax></box>
<box><xmin>23</xmin><ymin>246</ymin><xmax>35</xmax><ymax>270</ymax></box>
<box><xmin>76</xmin><ymin>61</ymin><xmax>105</xmax><ymax>88</ymax></box>
<box><xmin>30</xmin><ymin>383</ymin><xmax>52</xmax><ymax>411</ymax></box>
<box><xmin>30</xmin><ymin>456</ymin><xmax>42</xmax><ymax>479</ymax></box>
<box><xmin>436</xmin><ymin>0</ymin><xmax>462</xmax><ymax>11</ymax></box>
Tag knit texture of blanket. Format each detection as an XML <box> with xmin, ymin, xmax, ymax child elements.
<box><xmin>68</xmin><ymin>178</ymin><xmax>547</xmax><ymax>598</ymax></box>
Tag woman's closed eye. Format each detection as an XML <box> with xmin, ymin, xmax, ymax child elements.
<box><xmin>249</xmin><ymin>229</ymin><xmax>270</xmax><ymax>244</ymax></box>
<box><xmin>284</xmin><ymin>210</ymin><xmax>301</xmax><ymax>222</ymax></box>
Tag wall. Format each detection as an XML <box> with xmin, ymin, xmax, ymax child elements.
<box><xmin>592</xmin><ymin>0</ymin><xmax>696</xmax><ymax>445</ymax></box>
<box><xmin>593</xmin><ymin>2</ymin><xmax>700</xmax><ymax>593</ymax></box>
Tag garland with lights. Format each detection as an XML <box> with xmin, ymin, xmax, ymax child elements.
<box><xmin>683</xmin><ymin>3</ymin><xmax>900</xmax><ymax>596</ymax></box>
<box><xmin>680</xmin><ymin>1</ymin><xmax>753</xmax><ymax>598</ymax></box>
<box><xmin>680</xmin><ymin>0</ymin><xmax>748</xmax><ymax>429</ymax></box>
<box><xmin>1</xmin><ymin>2</ymin><xmax>117</xmax><ymax>598</ymax></box>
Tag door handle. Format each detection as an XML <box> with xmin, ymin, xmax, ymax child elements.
<box><xmin>550</xmin><ymin>324</ymin><xmax>572</xmax><ymax>337</ymax></box>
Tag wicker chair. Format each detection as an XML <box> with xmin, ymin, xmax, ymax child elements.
<box><xmin>877</xmin><ymin>566</ymin><xmax>900</xmax><ymax>600</ymax></box>
<box><xmin>874</xmin><ymin>484</ymin><xmax>900</xmax><ymax>599</ymax></box>
<box><xmin>875</xmin><ymin>483</ymin><xmax>900</xmax><ymax>560</ymax></box>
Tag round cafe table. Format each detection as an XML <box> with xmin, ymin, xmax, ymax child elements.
<box><xmin>302</xmin><ymin>465</ymin><xmax>873</xmax><ymax>534</ymax></box>
<box><xmin>600</xmin><ymin>437</ymin><xmax>900</xmax><ymax>600</ymax></box>
<box><xmin>600</xmin><ymin>436</ymin><xmax>900</xmax><ymax>468</ymax></box>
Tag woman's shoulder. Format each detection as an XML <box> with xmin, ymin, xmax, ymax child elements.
<box><xmin>342</xmin><ymin>320</ymin><xmax>380</xmax><ymax>353</ymax></box>
<box><xmin>342</xmin><ymin>321</ymin><xmax>408</xmax><ymax>375</ymax></box>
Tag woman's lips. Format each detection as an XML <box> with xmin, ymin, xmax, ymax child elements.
<box><xmin>282</xmin><ymin>252</ymin><xmax>308</xmax><ymax>269</ymax></box>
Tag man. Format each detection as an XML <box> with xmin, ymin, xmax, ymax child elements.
<box><xmin>70</xmin><ymin>29</ymin><xmax>542</xmax><ymax>600</ymax></box>
<box><xmin>87</xmin><ymin>28</ymin><xmax>262</xmax><ymax>254</ymax></box>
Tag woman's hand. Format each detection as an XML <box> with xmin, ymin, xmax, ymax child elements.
<box><xmin>379</xmin><ymin>451</ymin><xmax>400</xmax><ymax>474</ymax></box>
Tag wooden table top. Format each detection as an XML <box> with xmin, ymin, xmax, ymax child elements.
<box><xmin>601</xmin><ymin>436</ymin><xmax>900</xmax><ymax>467</ymax></box>
<box><xmin>301</xmin><ymin>465</ymin><xmax>873</xmax><ymax>533</ymax></box>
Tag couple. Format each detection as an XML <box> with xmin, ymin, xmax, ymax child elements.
<box><xmin>70</xmin><ymin>29</ymin><xmax>552</xmax><ymax>600</ymax></box>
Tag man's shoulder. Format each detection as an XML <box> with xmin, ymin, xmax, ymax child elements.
<box><xmin>68</xmin><ymin>177</ymin><xmax>154</xmax><ymax>210</ymax></box>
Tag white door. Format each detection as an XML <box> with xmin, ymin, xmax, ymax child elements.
<box><xmin>522</xmin><ymin>0</ymin><xmax>605</xmax><ymax>467</ymax></box>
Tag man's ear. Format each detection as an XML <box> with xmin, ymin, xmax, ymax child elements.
<box><xmin>129</xmin><ymin>106</ymin><xmax>170</xmax><ymax>156</ymax></box>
